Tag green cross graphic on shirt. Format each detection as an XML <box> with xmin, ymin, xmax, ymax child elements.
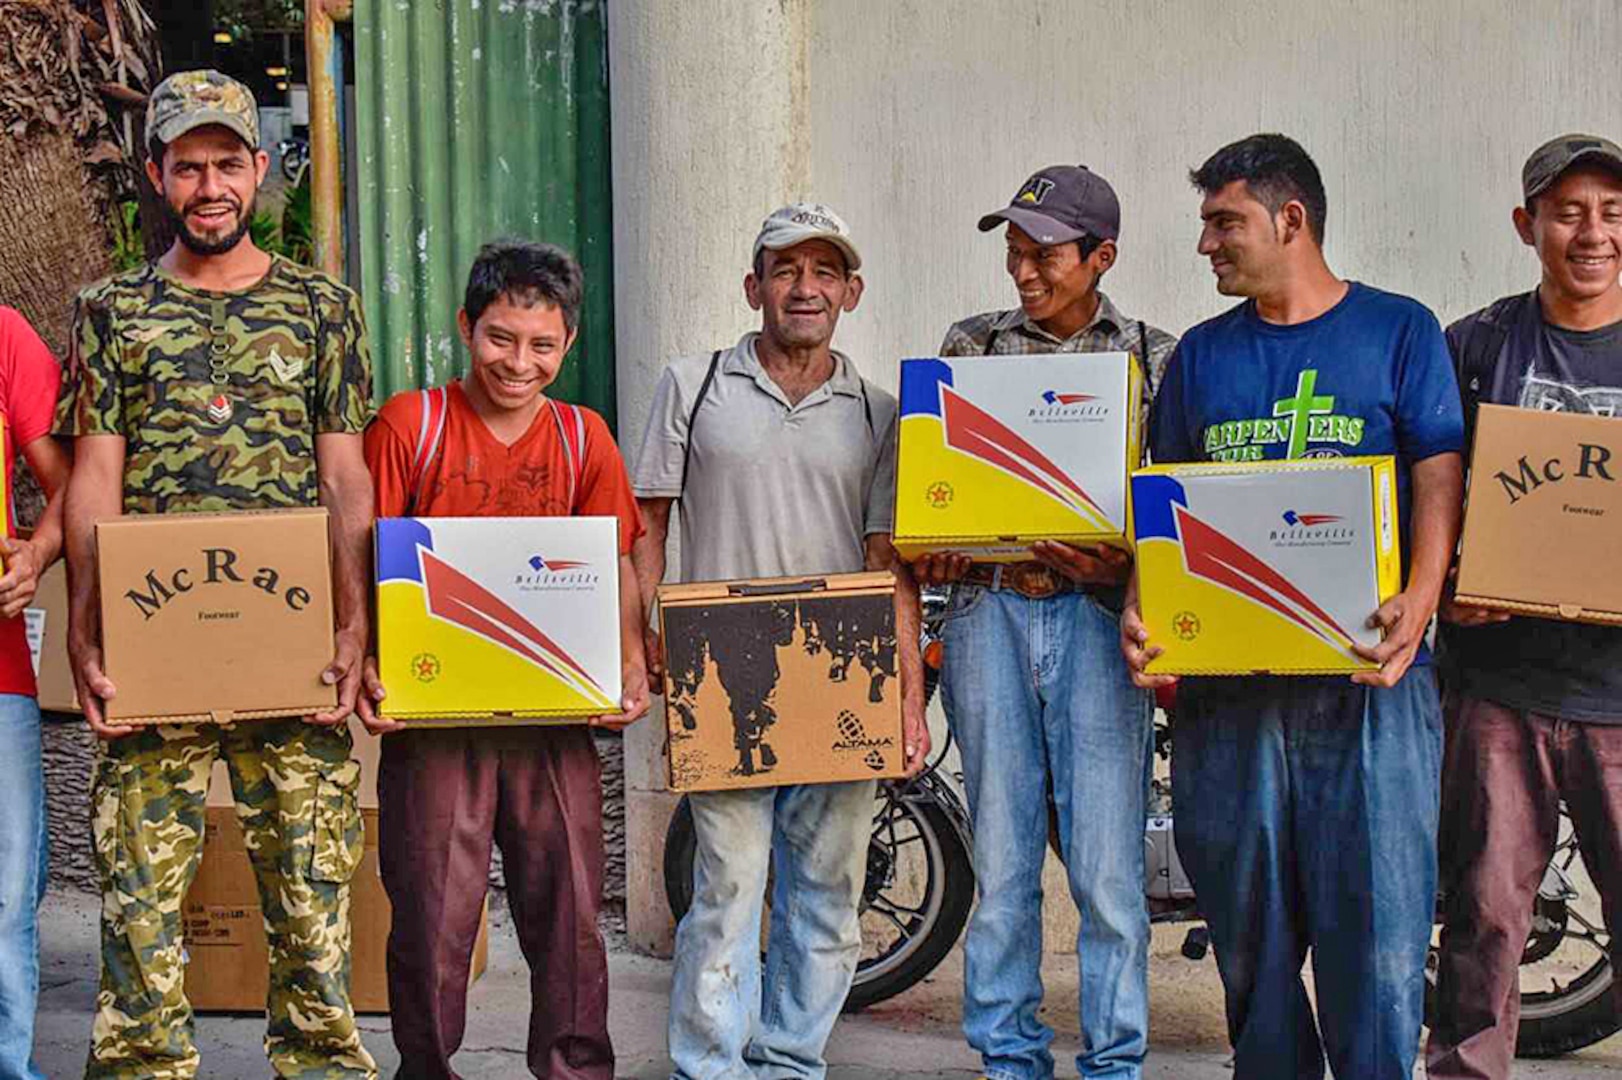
<box><xmin>1273</xmin><ymin>369</ymin><xmax>1335</xmax><ymax>459</ymax></box>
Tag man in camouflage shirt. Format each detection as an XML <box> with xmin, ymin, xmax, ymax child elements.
<box><xmin>914</xmin><ymin>165</ymin><xmax>1176</xmax><ymax>1080</ymax></box>
<box><xmin>54</xmin><ymin>70</ymin><xmax>379</xmax><ymax>1080</ymax></box>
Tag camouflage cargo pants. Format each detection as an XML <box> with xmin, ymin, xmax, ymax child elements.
<box><xmin>86</xmin><ymin>718</ymin><xmax>378</xmax><ymax>1080</ymax></box>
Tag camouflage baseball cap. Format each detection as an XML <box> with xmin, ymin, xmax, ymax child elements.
<box><xmin>1523</xmin><ymin>134</ymin><xmax>1622</xmax><ymax>200</ymax></box>
<box><xmin>146</xmin><ymin>69</ymin><xmax>259</xmax><ymax>150</ymax></box>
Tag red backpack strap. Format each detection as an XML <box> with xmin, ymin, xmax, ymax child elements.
<box><xmin>405</xmin><ymin>387</ymin><xmax>450</xmax><ymax>516</ymax></box>
<box><xmin>547</xmin><ymin>398</ymin><xmax>587</xmax><ymax>512</ymax></box>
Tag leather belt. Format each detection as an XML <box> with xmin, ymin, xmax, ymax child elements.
<box><xmin>960</xmin><ymin>561</ymin><xmax>1080</xmax><ymax>600</ymax></box>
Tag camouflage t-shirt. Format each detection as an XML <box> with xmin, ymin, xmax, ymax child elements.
<box><xmin>54</xmin><ymin>257</ymin><xmax>373</xmax><ymax>514</ymax></box>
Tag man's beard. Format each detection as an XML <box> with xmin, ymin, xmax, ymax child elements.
<box><xmin>165</xmin><ymin>194</ymin><xmax>254</xmax><ymax>256</ymax></box>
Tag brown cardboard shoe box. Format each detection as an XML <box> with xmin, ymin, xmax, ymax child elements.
<box><xmin>26</xmin><ymin>560</ymin><xmax>79</xmax><ymax>714</ymax></box>
<box><xmin>96</xmin><ymin>508</ymin><xmax>337</xmax><ymax>724</ymax></box>
<box><xmin>658</xmin><ymin>571</ymin><xmax>906</xmax><ymax>792</ymax></box>
<box><xmin>1456</xmin><ymin>404</ymin><xmax>1622</xmax><ymax>623</ymax></box>
<box><xmin>182</xmin><ymin>722</ymin><xmax>489</xmax><ymax>1013</ymax></box>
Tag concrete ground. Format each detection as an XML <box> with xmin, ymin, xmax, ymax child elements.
<box><xmin>33</xmin><ymin>888</ymin><xmax>1622</xmax><ymax>1079</ymax></box>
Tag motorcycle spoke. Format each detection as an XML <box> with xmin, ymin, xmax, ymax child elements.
<box><xmin>1560</xmin><ymin>908</ymin><xmax>1611</xmax><ymax>951</ymax></box>
<box><xmin>870</xmin><ymin>893</ymin><xmax>929</xmax><ymax>920</ymax></box>
<box><xmin>865</xmin><ymin>898</ymin><xmax>921</xmax><ymax>938</ymax></box>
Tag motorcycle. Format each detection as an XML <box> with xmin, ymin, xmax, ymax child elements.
<box><xmin>277</xmin><ymin>137</ymin><xmax>310</xmax><ymax>185</ymax></box>
<box><xmin>662</xmin><ymin>589</ymin><xmax>1618</xmax><ymax>1056</ymax></box>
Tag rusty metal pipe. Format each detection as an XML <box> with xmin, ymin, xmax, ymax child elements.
<box><xmin>306</xmin><ymin>0</ymin><xmax>352</xmax><ymax>278</ymax></box>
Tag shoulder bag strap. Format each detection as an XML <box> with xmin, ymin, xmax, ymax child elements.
<box><xmin>678</xmin><ymin>349</ymin><xmax>724</xmax><ymax>502</ymax></box>
<box><xmin>1458</xmin><ymin>294</ymin><xmax>1523</xmax><ymax>453</ymax></box>
<box><xmin>405</xmin><ymin>386</ymin><xmax>449</xmax><ymax>516</ymax></box>
<box><xmin>547</xmin><ymin>397</ymin><xmax>586</xmax><ymax>512</ymax></box>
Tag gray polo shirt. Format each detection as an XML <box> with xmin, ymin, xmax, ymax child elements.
<box><xmin>631</xmin><ymin>332</ymin><xmax>897</xmax><ymax>582</ymax></box>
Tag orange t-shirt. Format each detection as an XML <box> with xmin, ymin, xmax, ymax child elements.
<box><xmin>365</xmin><ymin>381</ymin><xmax>643</xmax><ymax>554</ymax></box>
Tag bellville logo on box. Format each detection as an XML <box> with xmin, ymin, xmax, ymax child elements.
<box><xmin>376</xmin><ymin>516</ymin><xmax>621</xmax><ymax>722</ymax></box>
<box><xmin>1131</xmin><ymin>457</ymin><xmax>1401</xmax><ymax>675</ymax></box>
<box><xmin>893</xmin><ymin>352</ymin><xmax>1141</xmax><ymax>560</ymax></box>
<box><xmin>1455</xmin><ymin>404</ymin><xmax>1622</xmax><ymax>624</ymax></box>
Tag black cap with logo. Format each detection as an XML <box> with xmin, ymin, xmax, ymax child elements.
<box><xmin>977</xmin><ymin>164</ymin><xmax>1121</xmax><ymax>245</ymax></box>
<box><xmin>1522</xmin><ymin>134</ymin><xmax>1622</xmax><ymax>201</ymax></box>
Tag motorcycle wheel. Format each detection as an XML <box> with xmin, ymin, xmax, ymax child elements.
<box><xmin>1426</xmin><ymin>807</ymin><xmax>1618</xmax><ymax>1058</ymax></box>
<box><xmin>663</xmin><ymin>784</ymin><xmax>975</xmax><ymax>1013</ymax></box>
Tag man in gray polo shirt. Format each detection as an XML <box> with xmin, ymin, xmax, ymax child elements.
<box><xmin>630</xmin><ymin>203</ymin><xmax>928</xmax><ymax>1080</ymax></box>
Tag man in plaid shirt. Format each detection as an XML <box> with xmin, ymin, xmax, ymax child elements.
<box><xmin>915</xmin><ymin>164</ymin><xmax>1175</xmax><ymax>1080</ymax></box>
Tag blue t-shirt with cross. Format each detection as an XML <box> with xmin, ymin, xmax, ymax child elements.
<box><xmin>1149</xmin><ymin>281</ymin><xmax>1464</xmax><ymax>590</ymax></box>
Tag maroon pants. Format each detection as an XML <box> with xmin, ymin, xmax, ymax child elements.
<box><xmin>1427</xmin><ymin>695</ymin><xmax>1622</xmax><ymax>1079</ymax></box>
<box><xmin>377</xmin><ymin>725</ymin><xmax>611</xmax><ymax>1080</ymax></box>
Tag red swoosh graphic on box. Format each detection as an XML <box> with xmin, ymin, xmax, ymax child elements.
<box><xmin>421</xmin><ymin>550</ymin><xmax>605</xmax><ymax>695</ymax></box>
<box><xmin>1174</xmin><ymin>506</ymin><xmax>1356</xmax><ymax>650</ymax></box>
<box><xmin>1296</xmin><ymin>514</ymin><xmax>1342</xmax><ymax>526</ymax></box>
<box><xmin>941</xmin><ymin>386</ymin><xmax>1105</xmax><ymax>519</ymax></box>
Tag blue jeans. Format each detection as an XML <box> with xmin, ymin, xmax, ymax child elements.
<box><xmin>939</xmin><ymin>587</ymin><xmax>1153</xmax><ymax>1080</ymax></box>
<box><xmin>1172</xmin><ymin>670</ymin><xmax>1442</xmax><ymax>1080</ymax></box>
<box><xmin>668</xmin><ymin>781</ymin><xmax>874</xmax><ymax>1080</ymax></box>
<box><xmin>0</xmin><ymin>695</ymin><xmax>47</xmax><ymax>1080</ymax></box>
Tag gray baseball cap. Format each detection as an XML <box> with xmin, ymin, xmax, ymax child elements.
<box><xmin>1523</xmin><ymin>134</ymin><xmax>1622</xmax><ymax>200</ymax></box>
<box><xmin>978</xmin><ymin>165</ymin><xmax>1121</xmax><ymax>244</ymax></box>
<box><xmin>146</xmin><ymin>69</ymin><xmax>259</xmax><ymax>151</ymax></box>
<box><xmin>753</xmin><ymin>203</ymin><xmax>861</xmax><ymax>271</ymax></box>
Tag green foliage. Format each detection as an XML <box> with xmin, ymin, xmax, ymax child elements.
<box><xmin>214</xmin><ymin>0</ymin><xmax>304</xmax><ymax>43</ymax></box>
<box><xmin>110</xmin><ymin>201</ymin><xmax>145</xmax><ymax>273</ymax></box>
<box><xmin>280</xmin><ymin>175</ymin><xmax>313</xmax><ymax>265</ymax></box>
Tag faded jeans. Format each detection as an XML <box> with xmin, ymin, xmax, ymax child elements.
<box><xmin>0</xmin><ymin>695</ymin><xmax>47</xmax><ymax>1080</ymax></box>
<box><xmin>1173</xmin><ymin>670</ymin><xmax>1442</xmax><ymax>1080</ymax></box>
<box><xmin>938</xmin><ymin>586</ymin><xmax>1154</xmax><ymax>1080</ymax></box>
<box><xmin>668</xmin><ymin>781</ymin><xmax>875</xmax><ymax>1080</ymax></box>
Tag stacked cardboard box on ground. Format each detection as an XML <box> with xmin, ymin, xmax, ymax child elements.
<box><xmin>183</xmin><ymin>719</ymin><xmax>490</xmax><ymax>1013</ymax></box>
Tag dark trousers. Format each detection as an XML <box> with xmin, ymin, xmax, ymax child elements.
<box><xmin>377</xmin><ymin>725</ymin><xmax>611</xmax><ymax>1080</ymax></box>
<box><xmin>1427</xmin><ymin>696</ymin><xmax>1622</xmax><ymax>1079</ymax></box>
<box><xmin>1172</xmin><ymin>670</ymin><xmax>1442</xmax><ymax>1080</ymax></box>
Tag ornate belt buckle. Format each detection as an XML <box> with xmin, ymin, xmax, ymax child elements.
<box><xmin>1008</xmin><ymin>563</ymin><xmax>1060</xmax><ymax>599</ymax></box>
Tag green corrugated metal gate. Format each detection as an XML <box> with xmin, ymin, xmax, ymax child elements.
<box><xmin>354</xmin><ymin>0</ymin><xmax>615</xmax><ymax>424</ymax></box>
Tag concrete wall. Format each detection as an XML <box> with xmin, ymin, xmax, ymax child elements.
<box><xmin>807</xmin><ymin>0</ymin><xmax>1622</xmax><ymax>389</ymax></box>
<box><xmin>609</xmin><ymin>0</ymin><xmax>1622</xmax><ymax>955</ymax></box>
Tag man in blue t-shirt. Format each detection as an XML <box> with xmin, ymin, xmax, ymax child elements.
<box><xmin>1121</xmin><ymin>134</ymin><xmax>1465</xmax><ymax>1080</ymax></box>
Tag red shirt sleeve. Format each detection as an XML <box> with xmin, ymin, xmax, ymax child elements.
<box><xmin>364</xmin><ymin>392</ymin><xmax>422</xmax><ymax>519</ymax></box>
<box><xmin>576</xmin><ymin>409</ymin><xmax>645</xmax><ymax>555</ymax></box>
<box><xmin>1</xmin><ymin>307</ymin><xmax>63</xmax><ymax>449</ymax></box>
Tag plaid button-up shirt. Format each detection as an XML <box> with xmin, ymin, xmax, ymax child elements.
<box><xmin>937</xmin><ymin>291</ymin><xmax>1177</xmax><ymax>431</ymax></box>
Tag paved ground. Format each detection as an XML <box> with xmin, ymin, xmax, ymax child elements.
<box><xmin>32</xmin><ymin>888</ymin><xmax>1622</xmax><ymax>1079</ymax></box>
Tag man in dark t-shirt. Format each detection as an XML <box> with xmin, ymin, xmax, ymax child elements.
<box><xmin>1428</xmin><ymin>135</ymin><xmax>1622</xmax><ymax>1080</ymax></box>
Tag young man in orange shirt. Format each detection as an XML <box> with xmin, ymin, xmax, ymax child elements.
<box><xmin>364</xmin><ymin>240</ymin><xmax>650</xmax><ymax>1080</ymax></box>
